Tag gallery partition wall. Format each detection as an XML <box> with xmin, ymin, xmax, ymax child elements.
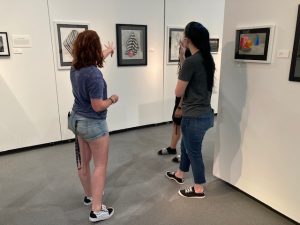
<box><xmin>0</xmin><ymin>0</ymin><xmax>224</xmax><ymax>152</ymax></box>
<box><xmin>213</xmin><ymin>0</ymin><xmax>300</xmax><ymax>222</ymax></box>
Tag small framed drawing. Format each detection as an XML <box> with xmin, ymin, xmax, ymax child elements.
<box><xmin>210</xmin><ymin>38</ymin><xmax>219</xmax><ymax>53</ymax></box>
<box><xmin>234</xmin><ymin>25</ymin><xmax>275</xmax><ymax>63</ymax></box>
<box><xmin>167</xmin><ymin>26</ymin><xmax>184</xmax><ymax>64</ymax></box>
<box><xmin>116</xmin><ymin>24</ymin><xmax>147</xmax><ymax>66</ymax></box>
<box><xmin>0</xmin><ymin>32</ymin><xmax>10</xmax><ymax>57</ymax></box>
<box><xmin>54</xmin><ymin>22</ymin><xmax>89</xmax><ymax>69</ymax></box>
<box><xmin>289</xmin><ymin>5</ymin><xmax>300</xmax><ymax>82</ymax></box>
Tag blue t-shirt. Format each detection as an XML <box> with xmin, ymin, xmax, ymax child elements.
<box><xmin>70</xmin><ymin>65</ymin><xmax>107</xmax><ymax>119</ymax></box>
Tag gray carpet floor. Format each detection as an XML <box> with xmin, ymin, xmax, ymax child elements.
<box><xmin>0</xmin><ymin>122</ymin><xmax>297</xmax><ymax>225</ymax></box>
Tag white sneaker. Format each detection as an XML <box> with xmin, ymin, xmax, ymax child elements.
<box><xmin>89</xmin><ymin>205</ymin><xmax>114</xmax><ymax>222</ymax></box>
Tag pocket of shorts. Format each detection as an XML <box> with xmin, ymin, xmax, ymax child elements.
<box><xmin>75</xmin><ymin>120</ymin><xmax>89</xmax><ymax>137</ymax></box>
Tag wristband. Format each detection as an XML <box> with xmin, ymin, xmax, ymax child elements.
<box><xmin>109</xmin><ymin>97</ymin><xmax>114</xmax><ymax>104</ymax></box>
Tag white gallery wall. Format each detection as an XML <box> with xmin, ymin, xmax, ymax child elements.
<box><xmin>0</xmin><ymin>0</ymin><xmax>224</xmax><ymax>152</ymax></box>
<box><xmin>213</xmin><ymin>0</ymin><xmax>300</xmax><ymax>222</ymax></box>
<box><xmin>47</xmin><ymin>0</ymin><xmax>165</xmax><ymax>140</ymax></box>
<box><xmin>163</xmin><ymin>0</ymin><xmax>225</xmax><ymax>120</ymax></box>
<box><xmin>0</xmin><ymin>0</ymin><xmax>61</xmax><ymax>151</ymax></box>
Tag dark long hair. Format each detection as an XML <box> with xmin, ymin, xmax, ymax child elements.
<box><xmin>184</xmin><ymin>22</ymin><xmax>215</xmax><ymax>92</ymax></box>
<box><xmin>72</xmin><ymin>30</ymin><xmax>104</xmax><ymax>69</ymax></box>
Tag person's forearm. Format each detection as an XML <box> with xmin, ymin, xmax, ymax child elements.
<box><xmin>178</xmin><ymin>97</ymin><xmax>183</xmax><ymax>108</ymax></box>
<box><xmin>179</xmin><ymin>54</ymin><xmax>185</xmax><ymax>66</ymax></box>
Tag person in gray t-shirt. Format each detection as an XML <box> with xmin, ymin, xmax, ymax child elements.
<box><xmin>165</xmin><ymin>21</ymin><xmax>215</xmax><ymax>199</ymax></box>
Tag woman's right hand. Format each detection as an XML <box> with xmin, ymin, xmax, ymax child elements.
<box><xmin>110</xmin><ymin>94</ymin><xmax>119</xmax><ymax>104</ymax></box>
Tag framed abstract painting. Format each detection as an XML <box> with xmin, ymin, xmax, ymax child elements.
<box><xmin>210</xmin><ymin>38</ymin><xmax>219</xmax><ymax>53</ymax></box>
<box><xmin>0</xmin><ymin>32</ymin><xmax>10</xmax><ymax>57</ymax></box>
<box><xmin>116</xmin><ymin>24</ymin><xmax>147</xmax><ymax>66</ymax></box>
<box><xmin>167</xmin><ymin>26</ymin><xmax>184</xmax><ymax>64</ymax></box>
<box><xmin>234</xmin><ymin>25</ymin><xmax>275</xmax><ymax>63</ymax></box>
<box><xmin>54</xmin><ymin>22</ymin><xmax>89</xmax><ymax>69</ymax></box>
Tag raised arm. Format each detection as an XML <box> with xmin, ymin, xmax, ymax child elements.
<box><xmin>102</xmin><ymin>41</ymin><xmax>115</xmax><ymax>59</ymax></box>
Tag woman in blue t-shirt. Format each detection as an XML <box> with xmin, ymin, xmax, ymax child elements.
<box><xmin>68</xmin><ymin>30</ymin><xmax>118</xmax><ymax>222</ymax></box>
<box><xmin>165</xmin><ymin>22</ymin><xmax>215</xmax><ymax>198</ymax></box>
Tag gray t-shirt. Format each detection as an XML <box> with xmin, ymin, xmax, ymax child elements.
<box><xmin>178</xmin><ymin>52</ymin><xmax>212</xmax><ymax>117</ymax></box>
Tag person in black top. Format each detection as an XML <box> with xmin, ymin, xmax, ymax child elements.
<box><xmin>157</xmin><ymin>43</ymin><xmax>191</xmax><ymax>164</ymax></box>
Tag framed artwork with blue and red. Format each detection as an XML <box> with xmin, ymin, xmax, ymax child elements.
<box><xmin>234</xmin><ymin>25</ymin><xmax>275</xmax><ymax>63</ymax></box>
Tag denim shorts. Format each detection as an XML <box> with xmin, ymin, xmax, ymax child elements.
<box><xmin>68</xmin><ymin>111</ymin><xmax>109</xmax><ymax>141</ymax></box>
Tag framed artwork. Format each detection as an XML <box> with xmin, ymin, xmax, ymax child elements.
<box><xmin>234</xmin><ymin>25</ymin><xmax>275</xmax><ymax>63</ymax></box>
<box><xmin>0</xmin><ymin>32</ymin><xmax>10</xmax><ymax>56</ymax></box>
<box><xmin>167</xmin><ymin>26</ymin><xmax>184</xmax><ymax>64</ymax></box>
<box><xmin>210</xmin><ymin>38</ymin><xmax>219</xmax><ymax>53</ymax></box>
<box><xmin>289</xmin><ymin>5</ymin><xmax>300</xmax><ymax>82</ymax></box>
<box><xmin>54</xmin><ymin>22</ymin><xmax>89</xmax><ymax>69</ymax></box>
<box><xmin>116</xmin><ymin>24</ymin><xmax>147</xmax><ymax>66</ymax></box>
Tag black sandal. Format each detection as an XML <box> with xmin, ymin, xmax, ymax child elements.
<box><xmin>157</xmin><ymin>147</ymin><xmax>176</xmax><ymax>155</ymax></box>
<box><xmin>172</xmin><ymin>155</ymin><xmax>181</xmax><ymax>163</ymax></box>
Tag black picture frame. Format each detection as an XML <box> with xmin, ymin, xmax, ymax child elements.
<box><xmin>289</xmin><ymin>5</ymin><xmax>300</xmax><ymax>82</ymax></box>
<box><xmin>167</xmin><ymin>27</ymin><xmax>184</xmax><ymax>64</ymax></box>
<box><xmin>55</xmin><ymin>22</ymin><xmax>89</xmax><ymax>69</ymax></box>
<box><xmin>0</xmin><ymin>32</ymin><xmax>10</xmax><ymax>57</ymax></box>
<box><xmin>210</xmin><ymin>38</ymin><xmax>219</xmax><ymax>53</ymax></box>
<box><xmin>234</xmin><ymin>26</ymin><xmax>274</xmax><ymax>63</ymax></box>
<box><xmin>116</xmin><ymin>24</ymin><xmax>147</xmax><ymax>66</ymax></box>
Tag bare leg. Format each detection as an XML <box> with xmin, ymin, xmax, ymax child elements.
<box><xmin>88</xmin><ymin>134</ymin><xmax>109</xmax><ymax>212</ymax></box>
<box><xmin>194</xmin><ymin>184</ymin><xmax>204</xmax><ymax>193</ymax></box>
<box><xmin>171</xmin><ymin>124</ymin><xmax>181</xmax><ymax>163</ymax></box>
<box><xmin>170</xmin><ymin>123</ymin><xmax>181</xmax><ymax>149</ymax></box>
<box><xmin>77</xmin><ymin>137</ymin><xmax>92</xmax><ymax>197</ymax></box>
<box><xmin>175</xmin><ymin>169</ymin><xmax>184</xmax><ymax>179</ymax></box>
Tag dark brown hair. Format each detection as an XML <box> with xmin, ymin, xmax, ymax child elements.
<box><xmin>72</xmin><ymin>30</ymin><xmax>104</xmax><ymax>69</ymax></box>
<box><xmin>185</xmin><ymin>22</ymin><xmax>215</xmax><ymax>92</ymax></box>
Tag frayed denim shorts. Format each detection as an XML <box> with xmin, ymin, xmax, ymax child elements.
<box><xmin>68</xmin><ymin>111</ymin><xmax>109</xmax><ymax>141</ymax></box>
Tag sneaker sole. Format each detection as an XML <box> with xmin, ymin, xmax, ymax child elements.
<box><xmin>178</xmin><ymin>190</ymin><xmax>206</xmax><ymax>198</ymax></box>
<box><xmin>165</xmin><ymin>173</ymin><xmax>184</xmax><ymax>184</ymax></box>
<box><xmin>84</xmin><ymin>201</ymin><xmax>92</xmax><ymax>206</ymax></box>
<box><xmin>89</xmin><ymin>209</ymin><xmax>114</xmax><ymax>222</ymax></box>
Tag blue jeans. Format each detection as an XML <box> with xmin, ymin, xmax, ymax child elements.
<box><xmin>179</xmin><ymin>110</ymin><xmax>214</xmax><ymax>184</ymax></box>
